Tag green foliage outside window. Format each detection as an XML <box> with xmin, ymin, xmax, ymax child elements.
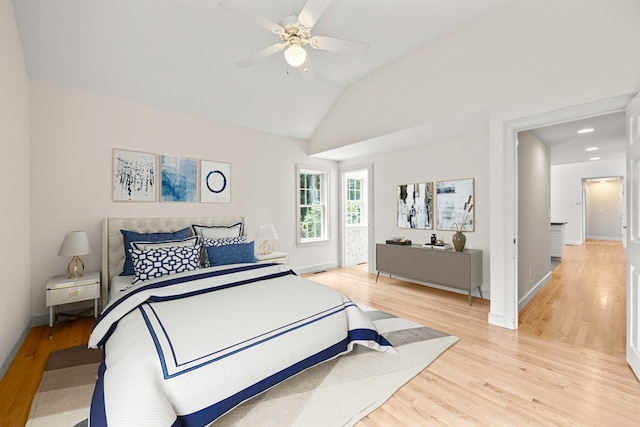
<box><xmin>346</xmin><ymin>178</ymin><xmax>363</xmax><ymax>225</ymax></box>
<box><xmin>300</xmin><ymin>172</ymin><xmax>325</xmax><ymax>240</ymax></box>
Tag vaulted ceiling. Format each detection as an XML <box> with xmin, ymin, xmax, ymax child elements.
<box><xmin>12</xmin><ymin>0</ymin><xmax>629</xmax><ymax>164</ymax></box>
<box><xmin>13</xmin><ymin>0</ymin><xmax>509</xmax><ymax>140</ymax></box>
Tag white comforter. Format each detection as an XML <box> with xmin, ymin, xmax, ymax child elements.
<box><xmin>88</xmin><ymin>263</ymin><xmax>394</xmax><ymax>426</ymax></box>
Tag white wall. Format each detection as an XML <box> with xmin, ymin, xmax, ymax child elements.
<box><xmin>551</xmin><ymin>159</ymin><xmax>625</xmax><ymax>245</ymax></box>
<box><xmin>28</xmin><ymin>81</ymin><xmax>339</xmax><ymax>321</ymax></box>
<box><xmin>341</xmin><ymin>128</ymin><xmax>491</xmax><ymax>297</ymax></box>
<box><xmin>517</xmin><ymin>131</ymin><xmax>551</xmax><ymax>304</ymax></box>
<box><xmin>585</xmin><ymin>179</ymin><xmax>624</xmax><ymax>241</ymax></box>
<box><xmin>312</xmin><ymin>0</ymin><xmax>640</xmax><ymax>328</ymax></box>
<box><xmin>0</xmin><ymin>1</ymin><xmax>31</xmax><ymax>377</ymax></box>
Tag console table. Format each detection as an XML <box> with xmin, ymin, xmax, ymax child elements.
<box><xmin>375</xmin><ymin>243</ymin><xmax>483</xmax><ymax>305</ymax></box>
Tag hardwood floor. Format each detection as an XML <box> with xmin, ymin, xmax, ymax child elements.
<box><xmin>519</xmin><ymin>240</ymin><xmax>626</xmax><ymax>357</ymax></box>
<box><xmin>0</xmin><ymin>316</ymin><xmax>95</xmax><ymax>427</ymax></box>
<box><xmin>1</xmin><ymin>240</ymin><xmax>637</xmax><ymax>426</ymax></box>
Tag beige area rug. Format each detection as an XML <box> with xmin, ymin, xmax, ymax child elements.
<box><xmin>27</xmin><ymin>305</ymin><xmax>458</xmax><ymax>427</ymax></box>
<box><xmin>26</xmin><ymin>344</ymin><xmax>101</xmax><ymax>427</ymax></box>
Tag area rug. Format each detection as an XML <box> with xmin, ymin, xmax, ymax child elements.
<box><xmin>27</xmin><ymin>305</ymin><xmax>458</xmax><ymax>427</ymax></box>
<box><xmin>26</xmin><ymin>343</ymin><xmax>101</xmax><ymax>427</ymax></box>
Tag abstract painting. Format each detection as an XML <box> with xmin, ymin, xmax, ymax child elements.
<box><xmin>161</xmin><ymin>155</ymin><xmax>197</xmax><ymax>202</ymax></box>
<box><xmin>112</xmin><ymin>149</ymin><xmax>156</xmax><ymax>202</ymax></box>
<box><xmin>436</xmin><ymin>178</ymin><xmax>475</xmax><ymax>231</ymax></box>
<box><xmin>201</xmin><ymin>160</ymin><xmax>231</xmax><ymax>203</ymax></box>
<box><xmin>397</xmin><ymin>182</ymin><xmax>433</xmax><ymax>229</ymax></box>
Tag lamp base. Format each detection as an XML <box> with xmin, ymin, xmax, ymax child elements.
<box><xmin>259</xmin><ymin>240</ymin><xmax>273</xmax><ymax>255</ymax></box>
<box><xmin>66</xmin><ymin>256</ymin><xmax>85</xmax><ymax>279</ymax></box>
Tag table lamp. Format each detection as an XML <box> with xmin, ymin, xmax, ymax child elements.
<box><xmin>256</xmin><ymin>224</ymin><xmax>278</xmax><ymax>255</ymax></box>
<box><xmin>58</xmin><ymin>231</ymin><xmax>92</xmax><ymax>278</ymax></box>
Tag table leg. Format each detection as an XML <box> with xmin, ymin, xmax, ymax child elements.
<box><xmin>49</xmin><ymin>306</ymin><xmax>53</xmax><ymax>339</ymax></box>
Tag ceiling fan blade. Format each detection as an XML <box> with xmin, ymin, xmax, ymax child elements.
<box><xmin>236</xmin><ymin>43</ymin><xmax>286</xmax><ymax>68</ymax></box>
<box><xmin>309</xmin><ymin>35</ymin><xmax>369</xmax><ymax>54</ymax></box>
<box><xmin>219</xmin><ymin>0</ymin><xmax>283</xmax><ymax>34</ymax></box>
<box><xmin>297</xmin><ymin>0</ymin><xmax>332</xmax><ymax>30</ymax></box>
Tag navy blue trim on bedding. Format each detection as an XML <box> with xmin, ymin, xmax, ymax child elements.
<box><xmin>93</xmin><ymin>264</ymin><xmax>291</xmax><ymax>347</ymax></box>
<box><xmin>175</xmin><ymin>331</ymin><xmax>392</xmax><ymax>427</ymax></box>
<box><xmin>89</xmin><ymin>349</ymin><xmax>108</xmax><ymax>426</ymax></box>
<box><xmin>141</xmin><ymin>301</ymin><xmax>362</xmax><ymax>379</ymax></box>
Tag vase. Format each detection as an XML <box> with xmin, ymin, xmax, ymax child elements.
<box><xmin>452</xmin><ymin>231</ymin><xmax>466</xmax><ymax>252</ymax></box>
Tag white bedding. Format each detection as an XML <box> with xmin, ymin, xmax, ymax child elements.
<box><xmin>89</xmin><ymin>263</ymin><xmax>395</xmax><ymax>426</ymax></box>
<box><xmin>108</xmin><ymin>275</ymin><xmax>132</xmax><ymax>300</ymax></box>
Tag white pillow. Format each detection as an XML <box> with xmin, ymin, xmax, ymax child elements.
<box><xmin>130</xmin><ymin>236</ymin><xmax>200</xmax><ymax>251</ymax></box>
<box><xmin>191</xmin><ymin>223</ymin><xmax>243</xmax><ymax>239</ymax></box>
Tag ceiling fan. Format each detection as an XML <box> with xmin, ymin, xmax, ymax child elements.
<box><xmin>219</xmin><ymin>0</ymin><xmax>369</xmax><ymax>73</ymax></box>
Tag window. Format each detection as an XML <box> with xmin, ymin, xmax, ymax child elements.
<box><xmin>346</xmin><ymin>178</ymin><xmax>364</xmax><ymax>226</ymax></box>
<box><xmin>297</xmin><ymin>165</ymin><xmax>329</xmax><ymax>245</ymax></box>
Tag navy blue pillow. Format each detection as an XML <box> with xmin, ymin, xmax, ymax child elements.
<box><xmin>206</xmin><ymin>242</ymin><xmax>257</xmax><ymax>267</ymax></box>
<box><xmin>120</xmin><ymin>227</ymin><xmax>191</xmax><ymax>276</ymax></box>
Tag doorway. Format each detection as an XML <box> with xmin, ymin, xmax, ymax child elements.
<box><xmin>340</xmin><ymin>164</ymin><xmax>372</xmax><ymax>268</ymax></box>
<box><xmin>503</xmin><ymin>93</ymin><xmax>634</xmax><ymax>329</ymax></box>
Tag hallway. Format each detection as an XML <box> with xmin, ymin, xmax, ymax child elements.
<box><xmin>518</xmin><ymin>240</ymin><xmax>626</xmax><ymax>357</ymax></box>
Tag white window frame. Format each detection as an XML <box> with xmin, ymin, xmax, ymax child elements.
<box><xmin>346</xmin><ymin>175</ymin><xmax>367</xmax><ymax>227</ymax></box>
<box><xmin>296</xmin><ymin>164</ymin><xmax>330</xmax><ymax>246</ymax></box>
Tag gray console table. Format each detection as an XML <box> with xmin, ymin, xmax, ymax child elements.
<box><xmin>375</xmin><ymin>243</ymin><xmax>483</xmax><ymax>305</ymax></box>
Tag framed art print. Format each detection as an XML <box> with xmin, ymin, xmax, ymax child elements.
<box><xmin>160</xmin><ymin>155</ymin><xmax>197</xmax><ymax>202</ymax></box>
<box><xmin>397</xmin><ymin>182</ymin><xmax>433</xmax><ymax>229</ymax></box>
<box><xmin>436</xmin><ymin>178</ymin><xmax>475</xmax><ymax>231</ymax></box>
<box><xmin>201</xmin><ymin>160</ymin><xmax>231</xmax><ymax>203</ymax></box>
<box><xmin>112</xmin><ymin>149</ymin><xmax>157</xmax><ymax>202</ymax></box>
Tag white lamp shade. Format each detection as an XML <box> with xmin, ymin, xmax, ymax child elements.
<box><xmin>58</xmin><ymin>231</ymin><xmax>92</xmax><ymax>256</ymax></box>
<box><xmin>284</xmin><ymin>45</ymin><xmax>307</xmax><ymax>67</ymax></box>
<box><xmin>256</xmin><ymin>224</ymin><xmax>279</xmax><ymax>241</ymax></box>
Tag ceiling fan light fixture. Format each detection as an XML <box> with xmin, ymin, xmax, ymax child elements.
<box><xmin>284</xmin><ymin>44</ymin><xmax>307</xmax><ymax>67</ymax></box>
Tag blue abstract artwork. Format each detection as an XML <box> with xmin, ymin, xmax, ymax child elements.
<box><xmin>200</xmin><ymin>160</ymin><xmax>231</xmax><ymax>203</ymax></box>
<box><xmin>113</xmin><ymin>149</ymin><xmax>156</xmax><ymax>202</ymax></box>
<box><xmin>161</xmin><ymin>155</ymin><xmax>197</xmax><ymax>202</ymax></box>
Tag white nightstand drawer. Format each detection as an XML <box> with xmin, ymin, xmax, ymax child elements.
<box><xmin>256</xmin><ymin>251</ymin><xmax>288</xmax><ymax>265</ymax></box>
<box><xmin>46</xmin><ymin>281</ymin><xmax>99</xmax><ymax>306</ymax></box>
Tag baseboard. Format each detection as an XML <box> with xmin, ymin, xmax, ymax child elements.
<box><xmin>518</xmin><ymin>271</ymin><xmax>552</xmax><ymax>311</ymax></box>
<box><xmin>294</xmin><ymin>262</ymin><xmax>339</xmax><ymax>275</ymax></box>
<box><xmin>488</xmin><ymin>312</ymin><xmax>517</xmax><ymax>330</ymax></box>
<box><xmin>0</xmin><ymin>323</ymin><xmax>30</xmax><ymax>381</ymax></box>
<box><xmin>586</xmin><ymin>236</ymin><xmax>623</xmax><ymax>241</ymax></box>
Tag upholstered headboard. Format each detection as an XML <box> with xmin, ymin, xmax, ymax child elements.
<box><xmin>101</xmin><ymin>216</ymin><xmax>246</xmax><ymax>307</ymax></box>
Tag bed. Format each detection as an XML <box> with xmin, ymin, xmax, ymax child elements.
<box><xmin>89</xmin><ymin>217</ymin><xmax>395</xmax><ymax>426</ymax></box>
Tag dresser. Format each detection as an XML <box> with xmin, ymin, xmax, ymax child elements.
<box><xmin>375</xmin><ymin>243</ymin><xmax>483</xmax><ymax>305</ymax></box>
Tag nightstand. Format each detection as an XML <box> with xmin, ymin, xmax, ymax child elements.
<box><xmin>46</xmin><ymin>271</ymin><xmax>100</xmax><ymax>338</ymax></box>
<box><xmin>256</xmin><ymin>251</ymin><xmax>289</xmax><ymax>264</ymax></box>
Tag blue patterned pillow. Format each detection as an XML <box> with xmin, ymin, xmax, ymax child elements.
<box><xmin>130</xmin><ymin>245</ymin><xmax>201</xmax><ymax>284</ymax></box>
<box><xmin>201</xmin><ymin>236</ymin><xmax>248</xmax><ymax>267</ymax></box>
<box><xmin>201</xmin><ymin>235</ymin><xmax>247</xmax><ymax>247</ymax></box>
<box><xmin>206</xmin><ymin>241</ymin><xmax>256</xmax><ymax>267</ymax></box>
<box><xmin>120</xmin><ymin>228</ymin><xmax>191</xmax><ymax>276</ymax></box>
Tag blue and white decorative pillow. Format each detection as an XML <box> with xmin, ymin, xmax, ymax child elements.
<box><xmin>200</xmin><ymin>236</ymin><xmax>247</xmax><ymax>267</ymax></box>
<box><xmin>120</xmin><ymin>227</ymin><xmax>191</xmax><ymax>276</ymax></box>
<box><xmin>206</xmin><ymin>241</ymin><xmax>257</xmax><ymax>267</ymax></box>
<box><xmin>130</xmin><ymin>245</ymin><xmax>201</xmax><ymax>284</ymax></box>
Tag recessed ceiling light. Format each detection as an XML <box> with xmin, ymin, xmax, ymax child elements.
<box><xmin>589</xmin><ymin>157</ymin><xmax>601</xmax><ymax>161</ymax></box>
<box><xmin>577</xmin><ymin>128</ymin><xmax>594</xmax><ymax>134</ymax></box>
<box><xmin>585</xmin><ymin>146</ymin><xmax>599</xmax><ymax>151</ymax></box>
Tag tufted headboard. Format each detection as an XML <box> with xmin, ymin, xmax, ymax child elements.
<box><xmin>101</xmin><ymin>216</ymin><xmax>246</xmax><ymax>307</ymax></box>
